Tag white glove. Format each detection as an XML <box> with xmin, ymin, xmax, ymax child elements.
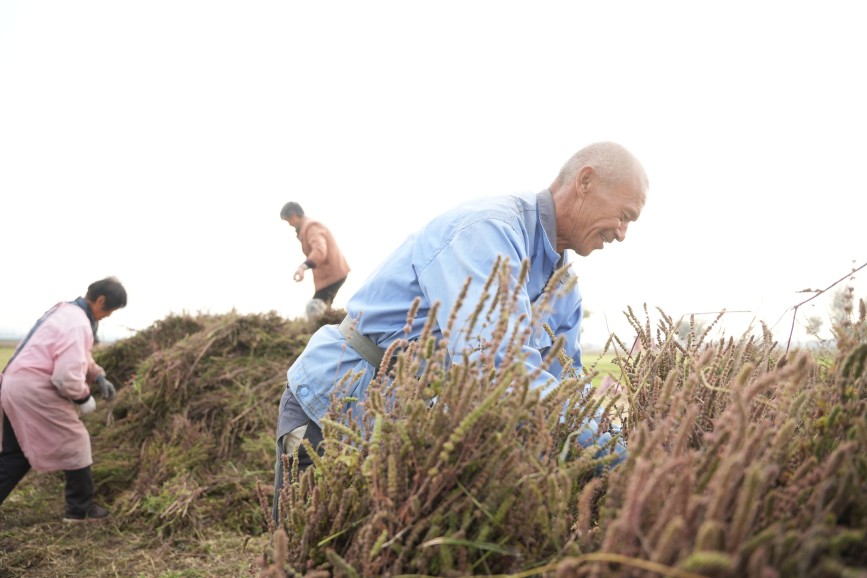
<box><xmin>77</xmin><ymin>396</ymin><xmax>97</xmax><ymax>415</ymax></box>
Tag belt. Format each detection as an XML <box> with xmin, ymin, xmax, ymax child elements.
<box><xmin>338</xmin><ymin>316</ymin><xmax>387</xmax><ymax>370</ymax></box>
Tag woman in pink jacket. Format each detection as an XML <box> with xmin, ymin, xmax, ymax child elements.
<box><xmin>0</xmin><ymin>277</ymin><xmax>126</xmax><ymax>522</ymax></box>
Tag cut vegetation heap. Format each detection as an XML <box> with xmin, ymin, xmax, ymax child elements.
<box><xmin>86</xmin><ymin>308</ymin><xmax>343</xmax><ymax>536</ymax></box>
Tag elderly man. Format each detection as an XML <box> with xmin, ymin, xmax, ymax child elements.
<box><xmin>273</xmin><ymin>142</ymin><xmax>648</xmax><ymax>516</ymax></box>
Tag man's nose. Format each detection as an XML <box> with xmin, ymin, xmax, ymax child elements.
<box><xmin>615</xmin><ymin>221</ymin><xmax>628</xmax><ymax>242</ymax></box>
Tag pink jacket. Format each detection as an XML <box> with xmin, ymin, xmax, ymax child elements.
<box><xmin>0</xmin><ymin>302</ymin><xmax>101</xmax><ymax>471</ymax></box>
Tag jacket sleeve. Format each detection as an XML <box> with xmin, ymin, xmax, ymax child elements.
<box><xmin>304</xmin><ymin>224</ymin><xmax>329</xmax><ymax>266</ymax></box>
<box><xmin>86</xmin><ymin>358</ymin><xmax>105</xmax><ymax>383</ymax></box>
<box><xmin>50</xmin><ymin>324</ymin><xmax>93</xmax><ymax>401</ymax></box>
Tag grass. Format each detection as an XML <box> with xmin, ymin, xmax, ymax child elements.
<box><xmin>584</xmin><ymin>349</ymin><xmax>621</xmax><ymax>385</ymax></box>
<box><xmin>1</xmin><ymin>343</ymin><xmax>14</xmax><ymax>369</ymax></box>
<box><xmin>1</xmin><ymin>447</ymin><xmax>268</xmax><ymax>575</ymax></box>
<box><xmin>0</xmin><ymin>471</ymin><xmax>268</xmax><ymax>577</ymax></box>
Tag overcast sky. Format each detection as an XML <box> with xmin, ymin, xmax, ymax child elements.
<box><xmin>1</xmin><ymin>1</ymin><xmax>864</xmax><ymax>350</ymax></box>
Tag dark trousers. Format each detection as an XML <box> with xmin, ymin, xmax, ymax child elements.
<box><xmin>0</xmin><ymin>413</ymin><xmax>29</xmax><ymax>506</ymax></box>
<box><xmin>313</xmin><ymin>277</ymin><xmax>347</xmax><ymax>306</ymax></box>
<box><xmin>0</xmin><ymin>413</ymin><xmax>94</xmax><ymax>514</ymax></box>
<box><xmin>271</xmin><ymin>419</ymin><xmax>324</xmax><ymax>523</ymax></box>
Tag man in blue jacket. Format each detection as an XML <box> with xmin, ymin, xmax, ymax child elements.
<box><xmin>273</xmin><ymin>141</ymin><xmax>648</xmax><ymax>517</ymax></box>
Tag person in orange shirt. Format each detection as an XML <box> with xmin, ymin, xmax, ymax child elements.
<box><xmin>280</xmin><ymin>202</ymin><xmax>350</xmax><ymax>317</ymax></box>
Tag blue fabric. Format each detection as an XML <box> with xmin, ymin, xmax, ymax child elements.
<box><xmin>280</xmin><ymin>190</ymin><xmax>595</xmax><ymax>438</ymax></box>
<box><xmin>71</xmin><ymin>297</ymin><xmax>98</xmax><ymax>339</ymax></box>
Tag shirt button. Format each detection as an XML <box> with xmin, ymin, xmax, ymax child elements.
<box><xmin>298</xmin><ymin>386</ymin><xmax>309</xmax><ymax>397</ymax></box>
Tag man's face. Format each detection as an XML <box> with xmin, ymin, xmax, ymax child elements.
<box><xmin>560</xmin><ymin>172</ymin><xmax>646</xmax><ymax>256</ymax></box>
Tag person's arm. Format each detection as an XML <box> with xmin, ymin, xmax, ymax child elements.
<box><xmin>294</xmin><ymin>225</ymin><xmax>328</xmax><ymax>281</ymax></box>
<box><xmin>416</xmin><ymin>219</ymin><xmax>561</xmax><ymax>394</ymax></box>
<box><xmin>50</xmin><ymin>324</ymin><xmax>93</xmax><ymax>403</ymax></box>
<box><xmin>86</xmin><ymin>358</ymin><xmax>104</xmax><ymax>383</ymax></box>
<box><xmin>303</xmin><ymin>225</ymin><xmax>329</xmax><ymax>267</ymax></box>
<box><xmin>86</xmin><ymin>357</ymin><xmax>117</xmax><ymax>400</ymax></box>
<box><xmin>293</xmin><ymin>262</ymin><xmax>311</xmax><ymax>282</ymax></box>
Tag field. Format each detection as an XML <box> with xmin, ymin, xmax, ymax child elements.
<box><xmin>1</xmin><ymin>286</ymin><xmax>865</xmax><ymax>578</ymax></box>
<box><xmin>0</xmin><ymin>343</ymin><xmax>13</xmax><ymax>370</ymax></box>
<box><xmin>0</xmin><ymin>333</ymin><xmax>622</xmax><ymax>577</ymax></box>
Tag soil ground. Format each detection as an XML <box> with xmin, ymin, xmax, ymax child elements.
<box><xmin>0</xmin><ymin>471</ymin><xmax>269</xmax><ymax>577</ymax></box>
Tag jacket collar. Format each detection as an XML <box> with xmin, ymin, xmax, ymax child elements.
<box><xmin>71</xmin><ymin>296</ymin><xmax>99</xmax><ymax>339</ymax></box>
<box><xmin>536</xmin><ymin>189</ymin><xmax>564</xmax><ymax>267</ymax></box>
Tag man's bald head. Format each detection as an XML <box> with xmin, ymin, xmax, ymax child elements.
<box><xmin>552</xmin><ymin>141</ymin><xmax>648</xmax><ymax>194</ymax></box>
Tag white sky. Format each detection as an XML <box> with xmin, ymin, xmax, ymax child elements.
<box><xmin>1</xmin><ymin>1</ymin><xmax>864</xmax><ymax>349</ymax></box>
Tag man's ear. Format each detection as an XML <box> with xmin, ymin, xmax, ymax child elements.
<box><xmin>576</xmin><ymin>165</ymin><xmax>596</xmax><ymax>197</ymax></box>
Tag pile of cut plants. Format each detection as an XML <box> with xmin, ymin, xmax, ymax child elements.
<box><xmin>261</xmin><ymin>264</ymin><xmax>867</xmax><ymax>577</ymax></box>
<box><xmin>88</xmin><ymin>308</ymin><xmax>342</xmax><ymax>536</ymax></box>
